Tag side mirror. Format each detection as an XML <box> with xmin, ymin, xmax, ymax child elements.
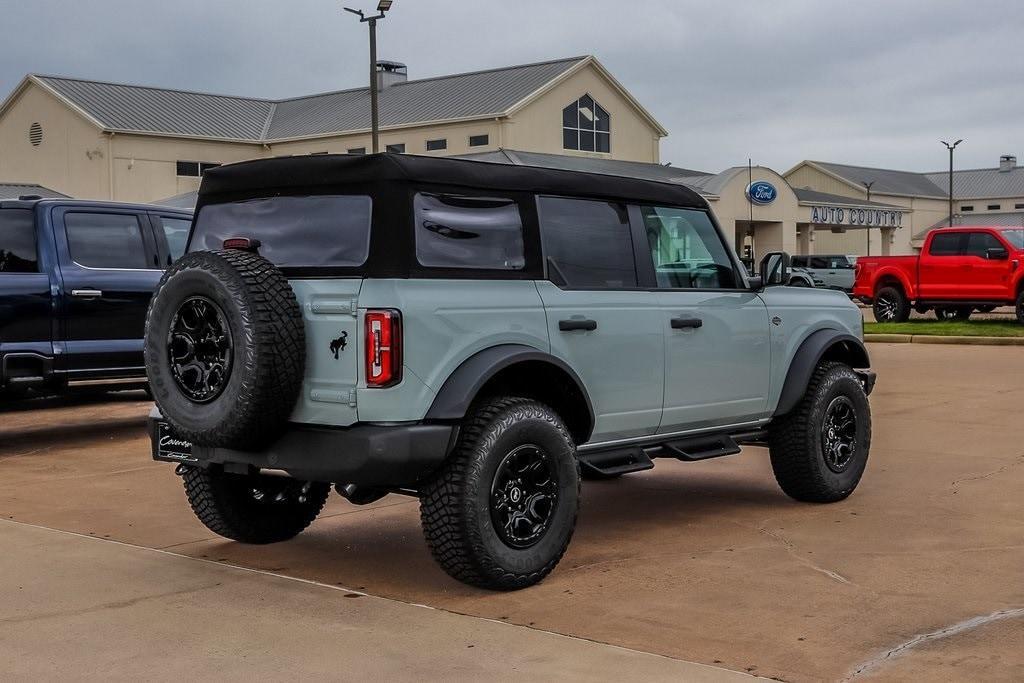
<box><xmin>759</xmin><ymin>251</ymin><xmax>791</xmax><ymax>287</ymax></box>
<box><xmin>986</xmin><ymin>247</ymin><xmax>1008</xmax><ymax>260</ymax></box>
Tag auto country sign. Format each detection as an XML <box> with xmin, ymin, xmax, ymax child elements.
<box><xmin>809</xmin><ymin>205</ymin><xmax>904</xmax><ymax>228</ymax></box>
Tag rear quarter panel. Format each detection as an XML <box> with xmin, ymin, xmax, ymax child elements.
<box><xmin>854</xmin><ymin>256</ymin><xmax>917</xmax><ymax>300</ymax></box>
<box><xmin>354</xmin><ymin>279</ymin><xmax>549</xmax><ymax>422</ymax></box>
<box><xmin>758</xmin><ymin>287</ymin><xmax>864</xmax><ymax>413</ymax></box>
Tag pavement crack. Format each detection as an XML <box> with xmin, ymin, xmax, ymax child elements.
<box><xmin>0</xmin><ymin>583</ymin><xmax>222</xmax><ymax>625</ymax></box>
<box><xmin>951</xmin><ymin>453</ymin><xmax>1024</xmax><ymax>492</ymax></box>
<box><xmin>756</xmin><ymin>526</ymin><xmax>852</xmax><ymax>586</ymax></box>
<box><xmin>844</xmin><ymin>607</ymin><xmax>1024</xmax><ymax>680</ymax></box>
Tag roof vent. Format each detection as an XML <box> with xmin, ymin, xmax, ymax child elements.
<box><xmin>999</xmin><ymin>154</ymin><xmax>1016</xmax><ymax>172</ymax></box>
<box><xmin>28</xmin><ymin>122</ymin><xmax>42</xmax><ymax>147</ymax></box>
<box><xmin>375</xmin><ymin>61</ymin><xmax>407</xmax><ymax>90</ymax></box>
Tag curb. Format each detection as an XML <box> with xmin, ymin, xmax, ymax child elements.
<box><xmin>865</xmin><ymin>334</ymin><xmax>1024</xmax><ymax>346</ymax></box>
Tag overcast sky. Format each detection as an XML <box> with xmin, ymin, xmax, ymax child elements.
<box><xmin>1</xmin><ymin>0</ymin><xmax>1020</xmax><ymax>173</ymax></box>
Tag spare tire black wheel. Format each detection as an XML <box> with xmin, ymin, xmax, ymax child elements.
<box><xmin>145</xmin><ymin>249</ymin><xmax>305</xmax><ymax>451</ymax></box>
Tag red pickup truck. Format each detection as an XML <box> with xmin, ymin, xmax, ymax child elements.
<box><xmin>854</xmin><ymin>226</ymin><xmax>1024</xmax><ymax>323</ymax></box>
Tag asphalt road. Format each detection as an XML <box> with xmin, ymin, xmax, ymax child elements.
<box><xmin>1</xmin><ymin>344</ymin><xmax>1022</xmax><ymax>681</ymax></box>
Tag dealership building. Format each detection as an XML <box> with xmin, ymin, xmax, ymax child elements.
<box><xmin>2</xmin><ymin>53</ymin><xmax>1021</xmax><ymax>258</ymax></box>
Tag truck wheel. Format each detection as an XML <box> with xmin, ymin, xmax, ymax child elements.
<box><xmin>1016</xmin><ymin>290</ymin><xmax>1024</xmax><ymax>324</ymax></box>
<box><xmin>872</xmin><ymin>286</ymin><xmax>910</xmax><ymax>323</ymax></box>
<box><xmin>935</xmin><ymin>306</ymin><xmax>971</xmax><ymax>321</ymax></box>
<box><xmin>419</xmin><ymin>397</ymin><xmax>580</xmax><ymax>590</ymax></box>
<box><xmin>181</xmin><ymin>466</ymin><xmax>330</xmax><ymax>544</ymax></box>
<box><xmin>768</xmin><ymin>362</ymin><xmax>871</xmax><ymax>503</ymax></box>
<box><xmin>144</xmin><ymin>249</ymin><xmax>305</xmax><ymax>450</ymax></box>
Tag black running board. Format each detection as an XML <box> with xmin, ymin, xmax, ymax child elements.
<box><xmin>578</xmin><ymin>432</ymin><xmax>748</xmax><ymax>477</ymax></box>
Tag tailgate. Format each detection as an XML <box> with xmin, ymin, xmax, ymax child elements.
<box><xmin>288</xmin><ymin>279</ymin><xmax>363</xmax><ymax>427</ymax></box>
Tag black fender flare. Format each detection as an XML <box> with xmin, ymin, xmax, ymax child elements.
<box><xmin>425</xmin><ymin>344</ymin><xmax>595</xmax><ymax>439</ymax></box>
<box><xmin>774</xmin><ymin>330</ymin><xmax>870</xmax><ymax>417</ymax></box>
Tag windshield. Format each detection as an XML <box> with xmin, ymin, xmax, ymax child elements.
<box><xmin>1000</xmin><ymin>228</ymin><xmax>1024</xmax><ymax>249</ymax></box>
<box><xmin>190</xmin><ymin>195</ymin><xmax>372</xmax><ymax>268</ymax></box>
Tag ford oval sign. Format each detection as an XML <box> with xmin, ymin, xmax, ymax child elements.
<box><xmin>746</xmin><ymin>181</ymin><xmax>777</xmax><ymax>205</ymax></box>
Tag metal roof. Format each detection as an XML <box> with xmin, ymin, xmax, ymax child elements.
<box><xmin>31</xmin><ymin>57</ymin><xmax>586</xmax><ymax>143</ymax></box>
<box><xmin>922</xmin><ymin>166</ymin><xmax>1024</xmax><ymax>199</ymax></box>
<box><xmin>455</xmin><ymin>149</ymin><xmax>710</xmax><ymax>187</ymax></box>
<box><xmin>918</xmin><ymin>211</ymin><xmax>1024</xmax><ymax>238</ymax></box>
<box><xmin>812</xmin><ymin>161</ymin><xmax>947</xmax><ymax>198</ymax></box>
<box><xmin>0</xmin><ymin>182</ymin><xmax>69</xmax><ymax>200</ymax></box>
<box><xmin>792</xmin><ymin>187</ymin><xmax>901</xmax><ymax>209</ymax></box>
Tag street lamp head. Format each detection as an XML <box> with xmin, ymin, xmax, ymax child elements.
<box><xmin>377</xmin><ymin>0</ymin><xmax>392</xmax><ymax>11</ymax></box>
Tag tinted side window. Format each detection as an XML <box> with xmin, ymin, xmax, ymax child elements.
<box><xmin>809</xmin><ymin>256</ymin><xmax>829</xmax><ymax>269</ymax></box>
<box><xmin>0</xmin><ymin>209</ymin><xmax>38</xmax><ymax>273</ymax></box>
<box><xmin>65</xmin><ymin>213</ymin><xmax>149</xmax><ymax>269</ymax></box>
<box><xmin>790</xmin><ymin>256</ymin><xmax>807</xmax><ymax>268</ymax></box>
<box><xmin>643</xmin><ymin>206</ymin><xmax>736</xmax><ymax>289</ymax></box>
<box><xmin>414</xmin><ymin>193</ymin><xmax>525</xmax><ymax>270</ymax></box>
<box><xmin>158</xmin><ymin>216</ymin><xmax>191</xmax><ymax>262</ymax></box>
<box><xmin>929</xmin><ymin>233</ymin><xmax>962</xmax><ymax>256</ymax></box>
<box><xmin>192</xmin><ymin>195</ymin><xmax>371</xmax><ymax>268</ymax></box>
<box><xmin>539</xmin><ymin>197</ymin><xmax>636</xmax><ymax>288</ymax></box>
<box><xmin>964</xmin><ymin>232</ymin><xmax>1002</xmax><ymax>258</ymax></box>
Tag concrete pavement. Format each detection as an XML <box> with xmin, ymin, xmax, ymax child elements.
<box><xmin>2</xmin><ymin>344</ymin><xmax>1023</xmax><ymax>680</ymax></box>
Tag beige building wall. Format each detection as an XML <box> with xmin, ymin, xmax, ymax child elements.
<box><xmin>270</xmin><ymin>119</ymin><xmax>503</xmax><ymax>158</ymax></box>
<box><xmin>504</xmin><ymin>63</ymin><xmax>661</xmax><ymax>163</ymax></box>
<box><xmin>706</xmin><ymin>167</ymin><xmax>800</xmax><ymax>255</ymax></box>
<box><xmin>0</xmin><ymin>83</ymin><xmax>111</xmax><ymax>198</ymax></box>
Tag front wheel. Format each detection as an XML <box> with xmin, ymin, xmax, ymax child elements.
<box><xmin>768</xmin><ymin>362</ymin><xmax>871</xmax><ymax>503</ymax></box>
<box><xmin>181</xmin><ymin>466</ymin><xmax>330</xmax><ymax>544</ymax></box>
<box><xmin>872</xmin><ymin>286</ymin><xmax>910</xmax><ymax>323</ymax></box>
<box><xmin>419</xmin><ymin>397</ymin><xmax>580</xmax><ymax>590</ymax></box>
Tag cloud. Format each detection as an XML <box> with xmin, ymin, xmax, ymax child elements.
<box><xmin>1</xmin><ymin>0</ymin><xmax>1020</xmax><ymax>173</ymax></box>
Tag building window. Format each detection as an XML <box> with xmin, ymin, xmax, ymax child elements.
<box><xmin>176</xmin><ymin>161</ymin><xmax>220</xmax><ymax>177</ymax></box>
<box><xmin>386</xmin><ymin>143</ymin><xmax>405</xmax><ymax>154</ymax></box>
<box><xmin>1016</xmin><ymin>203</ymin><xmax>1024</xmax><ymax>210</ymax></box>
<box><xmin>961</xmin><ymin>205</ymin><xmax>973</xmax><ymax>212</ymax></box>
<box><xmin>347</xmin><ymin>147</ymin><xmax>366</xmax><ymax>155</ymax></box>
<box><xmin>425</xmin><ymin>139</ymin><xmax>447</xmax><ymax>151</ymax></box>
<box><xmin>562</xmin><ymin>94</ymin><xmax>610</xmax><ymax>153</ymax></box>
<box><xmin>987</xmin><ymin>204</ymin><xmax>1001</xmax><ymax>211</ymax></box>
<box><xmin>468</xmin><ymin>134</ymin><xmax>489</xmax><ymax>147</ymax></box>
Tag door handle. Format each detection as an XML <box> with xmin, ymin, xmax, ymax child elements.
<box><xmin>559</xmin><ymin>319</ymin><xmax>597</xmax><ymax>332</ymax></box>
<box><xmin>671</xmin><ymin>317</ymin><xmax>703</xmax><ymax>329</ymax></box>
<box><xmin>70</xmin><ymin>289</ymin><xmax>103</xmax><ymax>298</ymax></box>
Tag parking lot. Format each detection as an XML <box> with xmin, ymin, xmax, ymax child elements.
<box><xmin>2</xmin><ymin>343</ymin><xmax>1022</xmax><ymax>681</ymax></box>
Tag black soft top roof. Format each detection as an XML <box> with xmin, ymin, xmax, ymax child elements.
<box><xmin>197</xmin><ymin>153</ymin><xmax>707</xmax><ymax>209</ymax></box>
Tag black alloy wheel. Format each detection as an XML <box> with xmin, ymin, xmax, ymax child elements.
<box><xmin>168</xmin><ymin>296</ymin><xmax>233</xmax><ymax>403</ymax></box>
<box><xmin>820</xmin><ymin>396</ymin><xmax>858</xmax><ymax>473</ymax></box>
<box><xmin>872</xmin><ymin>286</ymin><xmax>910</xmax><ymax>323</ymax></box>
<box><xmin>489</xmin><ymin>444</ymin><xmax>559</xmax><ymax>549</ymax></box>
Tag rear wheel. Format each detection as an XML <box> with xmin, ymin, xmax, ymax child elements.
<box><xmin>872</xmin><ymin>286</ymin><xmax>910</xmax><ymax>323</ymax></box>
<box><xmin>1016</xmin><ymin>290</ymin><xmax>1024</xmax><ymax>325</ymax></box>
<box><xmin>419</xmin><ymin>397</ymin><xmax>580</xmax><ymax>590</ymax></box>
<box><xmin>181</xmin><ymin>466</ymin><xmax>330</xmax><ymax>544</ymax></box>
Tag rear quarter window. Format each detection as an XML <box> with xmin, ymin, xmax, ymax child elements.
<box><xmin>0</xmin><ymin>209</ymin><xmax>37</xmax><ymax>273</ymax></box>
<box><xmin>190</xmin><ymin>195</ymin><xmax>371</xmax><ymax>268</ymax></box>
<box><xmin>413</xmin><ymin>193</ymin><xmax>525</xmax><ymax>271</ymax></box>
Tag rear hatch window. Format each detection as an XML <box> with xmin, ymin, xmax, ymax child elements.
<box><xmin>189</xmin><ymin>195</ymin><xmax>371</xmax><ymax>268</ymax></box>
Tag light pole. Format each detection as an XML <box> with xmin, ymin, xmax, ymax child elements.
<box><xmin>862</xmin><ymin>180</ymin><xmax>874</xmax><ymax>256</ymax></box>
<box><xmin>940</xmin><ymin>139</ymin><xmax>962</xmax><ymax>227</ymax></box>
<box><xmin>345</xmin><ymin>1</ymin><xmax>393</xmax><ymax>154</ymax></box>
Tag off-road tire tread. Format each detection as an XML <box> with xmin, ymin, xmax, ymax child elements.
<box><xmin>768</xmin><ymin>361</ymin><xmax>871</xmax><ymax>503</ymax></box>
<box><xmin>145</xmin><ymin>249</ymin><xmax>305</xmax><ymax>450</ymax></box>
<box><xmin>419</xmin><ymin>397</ymin><xmax>580</xmax><ymax>590</ymax></box>
<box><xmin>181</xmin><ymin>466</ymin><xmax>329</xmax><ymax>544</ymax></box>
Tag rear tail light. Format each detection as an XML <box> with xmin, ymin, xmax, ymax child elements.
<box><xmin>365</xmin><ymin>309</ymin><xmax>402</xmax><ymax>387</ymax></box>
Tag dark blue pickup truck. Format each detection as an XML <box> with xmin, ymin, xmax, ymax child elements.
<box><xmin>0</xmin><ymin>197</ymin><xmax>191</xmax><ymax>396</ymax></box>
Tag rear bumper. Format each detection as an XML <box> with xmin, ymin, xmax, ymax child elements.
<box><xmin>149</xmin><ymin>409</ymin><xmax>455</xmax><ymax>488</ymax></box>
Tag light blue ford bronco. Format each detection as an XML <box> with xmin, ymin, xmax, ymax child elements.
<box><xmin>145</xmin><ymin>154</ymin><xmax>875</xmax><ymax>590</ymax></box>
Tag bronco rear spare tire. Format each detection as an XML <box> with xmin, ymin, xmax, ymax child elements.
<box><xmin>145</xmin><ymin>249</ymin><xmax>305</xmax><ymax>450</ymax></box>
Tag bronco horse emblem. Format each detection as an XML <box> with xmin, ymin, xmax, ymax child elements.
<box><xmin>330</xmin><ymin>331</ymin><xmax>348</xmax><ymax>359</ymax></box>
